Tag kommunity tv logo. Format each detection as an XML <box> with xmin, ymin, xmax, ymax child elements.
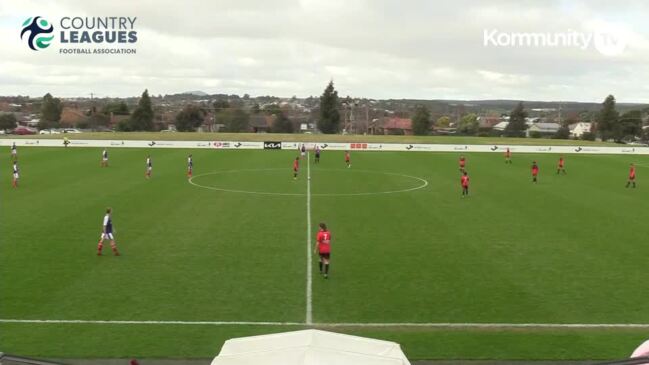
<box><xmin>21</xmin><ymin>16</ymin><xmax>54</xmax><ymax>50</ymax></box>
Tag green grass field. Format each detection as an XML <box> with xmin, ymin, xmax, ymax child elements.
<box><xmin>1</xmin><ymin>146</ymin><xmax>648</xmax><ymax>360</ymax></box>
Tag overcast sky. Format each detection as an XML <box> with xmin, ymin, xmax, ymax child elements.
<box><xmin>1</xmin><ymin>0</ymin><xmax>648</xmax><ymax>102</ymax></box>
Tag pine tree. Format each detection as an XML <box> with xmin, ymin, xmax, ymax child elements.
<box><xmin>129</xmin><ymin>89</ymin><xmax>154</xmax><ymax>131</ymax></box>
<box><xmin>318</xmin><ymin>81</ymin><xmax>340</xmax><ymax>134</ymax></box>
<box><xmin>504</xmin><ymin>101</ymin><xmax>528</xmax><ymax>137</ymax></box>
<box><xmin>411</xmin><ymin>105</ymin><xmax>431</xmax><ymax>135</ymax></box>
<box><xmin>597</xmin><ymin>95</ymin><xmax>619</xmax><ymax>141</ymax></box>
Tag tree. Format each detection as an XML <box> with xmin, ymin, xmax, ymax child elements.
<box><xmin>642</xmin><ymin>127</ymin><xmax>649</xmax><ymax>143</ymax></box>
<box><xmin>553</xmin><ymin>125</ymin><xmax>570</xmax><ymax>139</ymax></box>
<box><xmin>40</xmin><ymin>93</ymin><xmax>63</xmax><ymax>129</ymax></box>
<box><xmin>618</xmin><ymin>110</ymin><xmax>642</xmax><ymax>141</ymax></box>
<box><xmin>435</xmin><ymin>116</ymin><xmax>450</xmax><ymax>128</ymax></box>
<box><xmin>263</xmin><ymin>104</ymin><xmax>293</xmax><ymax>133</ymax></box>
<box><xmin>116</xmin><ymin>118</ymin><xmax>132</xmax><ymax>132</ymax></box>
<box><xmin>458</xmin><ymin>113</ymin><xmax>479</xmax><ymax>135</ymax></box>
<box><xmin>504</xmin><ymin>101</ymin><xmax>528</xmax><ymax>137</ymax></box>
<box><xmin>128</xmin><ymin>89</ymin><xmax>154</xmax><ymax>131</ymax></box>
<box><xmin>217</xmin><ymin>109</ymin><xmax>249</xmax><ymax>132</ymax></box>
<box><xmin>411</xmin><ymin>105</ymin><xmax>431</xmax><ymax>135</ymax></box>
<box><xmin>581</xmin><ymin>131</ymin><xmax>596</xmax><ymax>141</ymax></box>
<box><xmin>101</xmin><ymin>101</ymin><xmax>129</xmax><ymax>116</ymax></box>
<box><xmin>85</xmin><ymin>113</ymin><xmax>110</xmax><ymax>129</ymax></box>
<box><xmin>0</xmin><ymin>113</ymin><xmax>17</xmax><ymax>131</ymax></box>
<box><xmin>175</xmin><ymin>105</ymin><xmax>204</xmax><ymax>132</ymax></box>
<box><xmin>270</xmin><ymin>113</ymin><xmax>293</xmax><ymax>133</ymax></box>
<box><xmin>596</xmin><ymin>95</ymin><xmax>618</xmax><ymax>141</ymax></box>
<box><xmin>318</xmin><ymin>81</ymin><xmax>341</xmax><ymax>134</ymax></box>
<box><xmin>213</xmin><ymin>99</ymin><xmax>230</xmax><ymax>111</ymax></box>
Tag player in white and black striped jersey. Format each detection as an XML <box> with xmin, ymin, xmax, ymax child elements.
<box><xmin>10</xmin><ymin>142</ymin><xmax>17</xmax><ymax>161</ymax></box>
<box><xmin>101</xmin><ymin>149</ymin><xmax>108</xmax><ymax>167</ymax></box>
<box><xmin>97</xmin><ymin>207</ymin><xmax>120</xmax><ymax>256</ymax></box>
<box><xmin>145</xmin><ymin>155</ymin><xmax>152</xmax><ymax>179</ymax></box>
<box><xmin>187</xmin><ymin>154</ymin><xmax>193</xmax><ymax>178</ymax></box>
<box><xmin>12</xmin><ymin>161</ymin><xmax>19</xmax><ymax>188</ymax></box>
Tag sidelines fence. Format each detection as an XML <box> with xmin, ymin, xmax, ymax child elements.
<box><xmin>0</xmin><ymin>138</ymin><xmax>647</xmax><ymax>155</ymax></box>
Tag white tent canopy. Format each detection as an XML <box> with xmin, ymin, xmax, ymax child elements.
<box><xmin>211</xmin><ymin>329</ymin><xmax>411</xmax><ymax>365</ymax></box>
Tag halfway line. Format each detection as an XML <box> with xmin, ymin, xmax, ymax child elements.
<box><xmin>306</xmin><ymin>150</ymin><xmax>313</xmax><ymax>325</ymax></box>
<box><xmin>2</xmin><ymin>319</ymin><xmax>649</xmax><ymax>329</ymax></box>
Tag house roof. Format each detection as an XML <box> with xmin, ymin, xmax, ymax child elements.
<box><xmin>382</xmin><ymin>117</ymin><xmax>412</xmax><ymax>130</ymax></box>
<box><xmin>478</xmin><ymin>116</ymin><xmax>500</xmax><ymax>128</ymax></box>
<box><xmin>60</xmin><ymin>107</ymin><xmax>86</xmax><ymax>126</ymax></box>
<box><xmin>568</xmin><ymin>122</ymin><xmax>592</xmax><ymax>130</ymax></box>
<box><xmin>529</xmin><ymin>122</ymin><xmax>560</xmax><ymax>131</ymax></box>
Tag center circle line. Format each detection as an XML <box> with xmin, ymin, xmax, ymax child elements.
<box><xmin>188</xmin><ymin>168</ymin><xmax>429</xmax><ymax>197</ymax></box>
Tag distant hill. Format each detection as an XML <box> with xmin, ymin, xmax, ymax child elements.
<box><xmin>180</xmin><ymin>90</ymin><xmax>208</xmax><ymax>96</ymax></box>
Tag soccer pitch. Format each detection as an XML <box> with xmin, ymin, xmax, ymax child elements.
<box><xmin>1</xmin><ymin>146</ymin><xmax>648</xmax><ymax>360</ymax></box>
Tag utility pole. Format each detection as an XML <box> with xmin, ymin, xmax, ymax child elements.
<box><xmin>365</xmin><ymin>103</ymin><xmax>369</xmax><ymax>135</ymax></box>
<box><xmin>89</xmin><ymin>92</ymin><xmax>96</xmax><ymax>114</ymax></box>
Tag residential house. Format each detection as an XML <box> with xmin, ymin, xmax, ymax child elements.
<box><xmin>493</xmin><ymin>121</ymin><xmax>509</xmax><ymax>131</ymax></box>
<box><xmin>477</xmin><ymin>116</ymin><xmax>501</xmax><ymax>129</ymax></box>
<box><xmin>526</xmin><ymin>122</ymin><xmax>561</xmax><ymax>137</ymax></box>
<box><xmin>60</xmin><ymin>106</ymin><xmax>86</xmax><ymax>127</ymax></box>
<box><xmin>369</xmin><ymin>117</ymin><xmax>412</xmax><ymax>135</ymax></box>
<box><xmin>568</xmin><ymin>122</ymin><xmax>592</xmax><ymax>138</ymax></box>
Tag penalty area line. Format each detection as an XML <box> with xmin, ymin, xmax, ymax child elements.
<box><xmin>2</xmin><ymin>319</ymin><xmax>649</xmax><ymax>329</ymax></box>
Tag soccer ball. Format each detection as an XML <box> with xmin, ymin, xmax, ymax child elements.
<box><xmin>308</xmin><ymin>177</ymin><xmax>311</xmax><ymax>180</ymax></box>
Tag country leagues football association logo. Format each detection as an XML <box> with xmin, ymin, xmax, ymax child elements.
<box><xmin>21</xmin><ymin>16</ymin><xmax>54</xmax><ymax>51</ymax></box>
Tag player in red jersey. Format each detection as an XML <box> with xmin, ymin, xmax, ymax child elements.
<box><xmin>556</xmin><ymin>156</ymin><xmax>566</xmax><ymax>175</ymax></box>
<box><xmin>293</xmin><ymin>156</ymin><xmax>299</xmax><ymax>180</ymax></box>
<box><xmin>459</xmin><ymin>155</ymin><xmax>466</xmax><ymax>172</ymax></box>
<box><xmin>505</xmin><ymin>148</ymin><xmax>512</xmax><ymax>164</ymax></box>
<box><xmin>345</xmin><ymin>151</ymin><xmax>351</xmax><ymax>168</ymax></box>
<box><xmin>460</xmin><ymin>171</ymin><xmax>469</xmax><ymax>197</ymax></box>
<box><xmin>626</xmin><ymin>163</ymin><xmax>636</xmax><ymax>188</ymax></box>
<box><xmin>531</xmin><ymin>161</ymin><xmax>539</xmax><ymax>183</ymax></box>
<box><xmin>314</xmin><ymin>222</ymin><xmax>332</xmax><ymax>279</ymax></box>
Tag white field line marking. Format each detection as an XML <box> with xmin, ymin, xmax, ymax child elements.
<box><xmin>306</xmin><ymin>151</ymin><xmax>313</xmax><ymax>325</ymax></box>
<box><xmin>0</xmin><ymin>319</ymin><xmax>302</xmax><ymax>326</ymax></box>
<box><xmin>188</xmin><ymin>168</ymin><xmax>429</xmax><ymax>197</ymax></box>
<box><xmin>2</xmin><ymin>319</ymin><xmax>649</xmax><ymax>329</ymax></box>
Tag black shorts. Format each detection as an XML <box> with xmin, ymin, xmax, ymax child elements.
<box><xmin>319</xmin><ymin>252</ymin><xmax>330</xmax><ymax>259</ymax></box>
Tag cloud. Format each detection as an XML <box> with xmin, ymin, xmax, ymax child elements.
<box><xmin>0</xmin><ymin>0</ymin><xmax>648</xmax><ymax>102</ymax></box>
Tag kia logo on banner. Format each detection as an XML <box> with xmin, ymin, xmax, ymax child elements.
<box><xmin>264</xmin><ymin>141</ymin><xmax>281</xmax><ymax>150</ymax></box>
